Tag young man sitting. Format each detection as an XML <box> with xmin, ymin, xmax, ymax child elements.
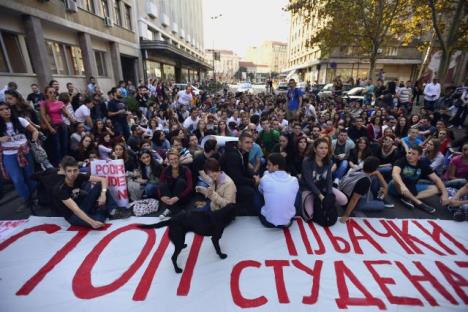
<box><xmin>389</xmin><ymin>145</ymin><xmax>449</xmax><ymax>214</ymax></box>
<box><xmin>51</xmin><ymin>156</ymin><xmax>131</xmax><ymax>229</ymax></box>
<box><xmin>339</xmin><ymin>156</ymin><xmax>390</xmax><ymax>223</ymax></box>
<box><xmin>258</xmin><ymin>153</ymin><xmax>299</xmax><ymax>228</ymax></box>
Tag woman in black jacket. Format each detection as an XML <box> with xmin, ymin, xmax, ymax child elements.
<box><xmin>301</xmin><ymin>138</ymin><xmax>348</xmax><ymax>209</ymax></box>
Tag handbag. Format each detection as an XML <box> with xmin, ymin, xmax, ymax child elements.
<box><xmin>129</xmin><ymin>199</ymin><xmax>160</xmax><ymax>217</ymax></box>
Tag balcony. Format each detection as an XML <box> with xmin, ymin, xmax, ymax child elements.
<box><xmin>330</xmin><ymin>46</ymin><xmax>422</xmax><ymax>61</ymax></box>
<box><xmin>180</xmin><ymin>29</ymin><xmax>185</xmax><ymax>39</ymax></box>
<box><xmin>141</xmin><ymin>39</ymin><xmax>212</xmax><ymax>70</ymax></box>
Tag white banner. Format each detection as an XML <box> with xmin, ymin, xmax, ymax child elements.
<box><xmin>0</xmin><ymin>216</ymin><xmax>467</xmax><ymax>312</ymax></box>
<box><xmin>90</xmin><ymin>159</ymin><xmax>129</xmax><ymax>207</ymax></box>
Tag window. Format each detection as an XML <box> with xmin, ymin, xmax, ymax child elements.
<box><xmin>100</xmin><ymin>0</ymin><xmax>110</xmax><ymax>17</ymax></box>
<box><xmin>124</xmin><ymin>4</ymin><xmax>132</xmax><ymax>30</ymax></box>
<box><xmin>83</xmin><ymin>0</ymin><xmax>95</xmax><ymax>14</ymax></box>
<box><xmin>47</xmin><ymin>40</ymin><xmax>85</xmax><ymax>76</ymax></box>
<box><xmin>95</xmin><ymin>50</ymin><xmax>108</xmax><ymax>76</ymax></box>
<box><xmin>113</xmin><ymin>0</ymin><xmax>122</xmax><ymax>26</ymax></box>
<box><xmin>0</xmin><ymin>31</ymin><xmax>27</xmax><ymax>73</ymax></box>
<box><xmin>68</xmin><ymin>46</ymin><xmax>85</xmax><ymax>76</ymax></box>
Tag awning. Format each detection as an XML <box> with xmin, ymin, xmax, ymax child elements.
<box><xmin>140</xmin><ymin>40</ymin><xmax>212</xmax><ymax>70</ymax></box>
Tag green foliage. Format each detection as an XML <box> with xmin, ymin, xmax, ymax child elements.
<box><xmin>123</xmin><ymin>96</ymin><xmax>138</xmax><ymax>113</ymax></box>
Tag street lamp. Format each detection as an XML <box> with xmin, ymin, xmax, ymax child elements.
<box><xmin>210</xmin><ymin>14</ymin><xmax>222</xmax><ymax>81</ymax></box>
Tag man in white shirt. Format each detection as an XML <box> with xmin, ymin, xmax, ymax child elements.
<box><xmin>74</xmin><ymin>96</ymin><xmax>94</xmax><ymax>129</ymax></box>
<box><xmin>423</xmin><ymin>78</ymin><xmax>441</xmax><ymax>111</ymax></box>
<box><xmin>258</xmin><ymin>153</ymin><xmax>299</xmax><ymax>228</ymax></box>
<box><xmin>182</xmin><ymin>108</ymin><xmax>200</xmax><ymax>132</ymax></box>
<box><xmin>176</xmin><ymin>85</ymin><xmax>193</xmax><ymax>109</ymax></box>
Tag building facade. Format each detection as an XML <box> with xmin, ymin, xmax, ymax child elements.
<box><xmin>205</xmin><ymin>49</ymin><xmax>240</xmax><ymax>82</ymax></box>
<box><xmin>244</xmin><ymin>41</ymin><xmax>288</xmax><ymax>74</ymax></box>
<box><xmin>0</xmin><ymin>0</ymin><xmax>143</xmax><ymax>95</ymax></box>
<box><xmin>287</xmin><ymin>11</ymin><xmax>422</xmax><ymax>83</ymax></box>
<box><xmin>137</xmin><ymin>0</ymin><xmax>210</xmax><ymax>83</ymax></box>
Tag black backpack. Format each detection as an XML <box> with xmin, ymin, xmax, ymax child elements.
<box><xmin>312</xmin><ymin>192</ymin><xmax>337</xmax><ymax>227</ymax></box>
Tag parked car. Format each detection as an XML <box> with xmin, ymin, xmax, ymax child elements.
<box><xmin>317</xmin><ymin>83</ymin><xmax>333</xmax><ymax>99</ymax></box>
<box><xmin>173</xmin><ymin>83</ymin><xmax>201</xmax><ymax>96</ymax></box>
<box><xmin>343</xmin><ymin>87</ymin><xmax>366</xmax><ymax>103</ymax></box>
<box><xmin>236</xmin><ymin>82</ymin><xmax>253</xmax><ymax>94</ymax></box>
<box><xmin>275</xmin><ymin>82</ymin><xmax>289</xmax><ymax>95</ymax></box>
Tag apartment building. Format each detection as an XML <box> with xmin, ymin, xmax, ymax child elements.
<box><xmin>0</xmin><ymin>0</ymin><xmax>142</xmax><ymax>95</ymax></box>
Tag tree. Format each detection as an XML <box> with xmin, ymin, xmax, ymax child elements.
<box><xmin>426</xmin><ymin>0</ymin><xmax>467</xmax><ymax>85</ymax></box>
<box><xmin>286</xmin><ymin>0</ymin><xmax>416</xmax><ymax>79</ymax></box>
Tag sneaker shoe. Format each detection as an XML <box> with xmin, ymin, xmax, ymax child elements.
<box><xmin>109</xmin><ymin>208</ymin><xmax>133</xmax><ymax>220</ymax></box>
<box><xmin>159</xmin><ymin>208</ymin><xmax>171</xmax><ymax>219</ymax></box>
<box><xmin>453</xmin><ymin>210</ymin><xmax>464</xmax><ymax>222</ymax></box>
<box><xmin>448</xmin><ymin>125</ymin><xmax>454</xmax><ymax>129</ymax></box>
<box><xmin>400</xmin><ymin>198</ymin><xmax>414</xmax><ymax>209</ymax></box>
<box><xmin>415</xmin><ymin>202</ymin><xmax>436</xmax><ymax>214</ymax></box>
<box><xmin>383</xmin><ymin>200</ymin><xmax>395</xmax><ymax>208</ymax></box>
<box><xmin>333</xmin><ymin>178</ymin><xmax>340</xmax><ymax>187</ymax></box>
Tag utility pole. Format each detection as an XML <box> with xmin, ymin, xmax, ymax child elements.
<box><xmin>210</xmin><ymin>14</ymin><xmax>222</xmax><ymax>81</ymax></box>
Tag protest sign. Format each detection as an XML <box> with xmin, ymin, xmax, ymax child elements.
<box><xmin>90</xmin><ymin>159</ymin><xmax>128</xmax><ymax>207</ymax></box>
<box><xmin>0</xmin><ymin>216</ymin><xmax>466</xmax><ymax>312</ymax></box>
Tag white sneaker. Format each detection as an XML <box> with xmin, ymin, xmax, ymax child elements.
<box><xmin>333</xmin><ymin>178</ymin><xmax>340</xmax><ymax>186</ymax></box>
<box><xmin>159</xmin><ymin>208</ymin><xmax>171</xmax><ymax>220</ymax></box>
<box><xmin>448</xmin><ymin>125</ymin><xmax>454</xmax><ymax>128</ymax></box>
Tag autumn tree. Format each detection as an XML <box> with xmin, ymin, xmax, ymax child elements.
<box><xmin>426</xmin><ymin>0</ymin><xmax>467</xmax><ymax>84</ymax></box>
<box><xmin>286</xmin><ymin>0</ymin><xmax>417</xmax><ymax>79</ymax></box>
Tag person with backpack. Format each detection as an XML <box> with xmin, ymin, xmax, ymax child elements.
<box><xmin>0</xmin><ymin>101</ymin><xmax>39</xmax><ymax>210</ymax></box>
<box><xmin>300</xmin><ymin>138</ymin><xmax>348</xmax><ymax>225</ymax></box>
<box><xmin>338</xmin><ymin>156</ymin><xmax>389</xmax><ymax>223</ymax></box>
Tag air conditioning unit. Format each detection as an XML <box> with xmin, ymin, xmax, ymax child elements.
<box><xmin>161</xmin><ymin>14</ymin><xmax>170</xmax><ymax>27</ymax></box>
<box><xmin>65</xmin><ymin>0</ymin><xmax>78</xmax><ymax>13</ymax></box>
<box><xmin>172</xmin><ymin>22</ymin><xmax>178</xmax><ymax>34</ymax></box>
<box><xmin>180</xmin><ymin>29</ymin><xmax>185</xmax><ymax>39</ymax></box>
<box><xmin>104</xmin><ymin>16</ymin><xmax>113</xmax><ymax>27</ymax></box>
<box><xmin>146</xmin><ymin>1</ymin><xmax>158</xmax><ymax>18</ymax></box>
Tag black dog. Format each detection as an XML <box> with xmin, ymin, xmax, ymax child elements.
<box><xmin>139</xmin><ymin>204</ymin><xmax>236</xmax><ymax>273</ymax></box>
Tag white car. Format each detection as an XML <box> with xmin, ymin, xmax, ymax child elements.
<box><xmin>275</xmin><ymin>82</ymin><xmax>289</xmax><ymax>95</ymax></box>
<box><xmin>236</xmin><ymin>82</ymin><xmax>253</xmax><ymax>94</ymax></box>
<box><xmin>343</xmin><ymin>87</ymin><xmax>366</xmax><ymax>103</ymax></box>
<box><xmin>317</xmin><ymin>83</ymin><xmax>333</xmax><ymax>99</ymax></box>
<box><xmin>173</xmin><ymin>83</ymin><xmax>200</xmax><ymax>96</ymax></box>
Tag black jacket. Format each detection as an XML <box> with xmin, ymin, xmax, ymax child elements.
<box><xmin>220</xmin><ymin>147</ymin><xmax>254</xmax><ymax>187</ymax></box>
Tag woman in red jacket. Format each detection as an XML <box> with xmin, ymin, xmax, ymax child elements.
<box><xmin>158</xmin><ymin>148</ymin><xmax>193</xmax><ymax>218</ymax></box>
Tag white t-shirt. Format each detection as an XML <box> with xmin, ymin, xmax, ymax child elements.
<box><xmin>177</xmin><ymin>90</ymin><xmax>193</xmax><ymax>108</ymax></box>
<box><xmin>74</xmin><ymin>104</ymin><xmax>90</xmax><ymax>123</ymax></box>
<box><xmin>2</xmin><ymin>117</ymin><xmax>30</xmax><ymax>155</ymax></box>
<box><xmin>259</xmin><ymin>170</ymin><xmax>299</xmax><ymax>226</ymax></box>
<box><xmin>183</xmin><ymin>116</ymin><xmax>199</xmax><ymax>132</ymax></box>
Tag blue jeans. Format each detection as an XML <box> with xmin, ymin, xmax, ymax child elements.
<box><xmin>113</xmin><ymin>121</ymin><xmax>130</xmax><ymax>140</ymax></box>
<box><xmin>47</xmin><ymin>124</ymin><xmax>68</xmax><ymax>166</ymax></box>
<box><xmin>3</xmin><ymin>152</ymin><xmax>36</xmax><ymax>200</ymax></box>
<box><xmin>424</xmin><ymin>99</ymin><xmax>435</xmax><ymax>111</ymax></box>
<box><xmin>356</xmin><ymin>176</ymin><xmax>385</xmax><ymax>211</ymax></box>
<box><xmin>378</xmin><ymin>166</ymin><xmax>393</xmax><ymax>181</ymax></box>
<box><xmin>143</xmin><ymin>182</ymin><xmax>158</xmax><ymax>199</ymax></box>
<box><xmin>333</xmin><ymin>160</ymin><xmax>349</xmax><ymax>180</ymax></box>
<box><xmin>66</xmin><ymin>182</ymin><xmax>118</xmax><ymax>227</ymax></box>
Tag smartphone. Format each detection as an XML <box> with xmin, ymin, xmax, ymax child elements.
<box><xmin>195</xmin><ymin>186</ymin><xmax>206</xmax><ymax>193</ymax></box>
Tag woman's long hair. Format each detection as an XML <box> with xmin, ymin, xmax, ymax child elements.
<box><xmin>138</xmin><ymin>149</ymin><xmax>162</xmax><ymax>180</ymax></box>
<box><xmin>0</xmin><ymin>103</ymin><xmax>25</xmax><ymax>136</ymax></box>
<box><xmin>308</xmin><ymin>137</ymin><xmax>332</xmax><ymax>164</ymax></box>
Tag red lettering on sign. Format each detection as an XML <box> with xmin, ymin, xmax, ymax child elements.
<box><xmin>17</xmin><ymin>227</ymin><xmax>91</xmax><ymax>296</ymax></box>
<box><xmin>324</xmin><ymin>227</ymin><xmax>351</xmax><ymax>253</ymax></box>
<box><xmin>395</xmin><ymin>260</ymin><xmax>457</xmax><ymax>306</ymax></box>
<box><xmin>335</xmin><ymin>260</ymin><xmax>386</xmax><ymax>310</ymax></box>
<box><xmin>72</xmin><ymin>224</ymin><xmax>155</xmax><ymax>299</ymax></box>
<box><xmin>435</xmin><ymin>261</ymin><xmax>468</xmax><ymax>304</ymax></box>
<box><xmin>282</xmin><ymin>227</ymin><xmax>298</xmax><ymax>256</ymax></box>
<box><xmin>412</xmin><ymin>220</ymin><xmax>468</xmax><ymax>255</ymax></box>
<box><xmin>231</xmin><ymin>260</ymin><xmax>267</xmax><ymax>308</ymax></box>
<box><xmin>133</xmin><ymin>228</ymin><xmax>170</xmax><ymax>301</ymax></box>
<box><xmin>296</xmin><ymin>218</ymin><xmax>312</xmax><ymax>254</ymax></box>
<box><xmin>177</xmin><ymin>234</ymin><xmax>204</xmax><ymax>296</ymax></box>
<box><xmin>292</xmin><ymin>259</ymin><xmax>323</xmax><ymax>304</ymax></box>
<box><xmin>364</xmin><ymin>220</ymin><xmax>414</xmax><ymax>254</ymax></box>
<box><xmin>307</xmin><ymin>222</ymin><xmax>325</xmax><ymax>255</ymax></box>
<box><xmin>387</xmin><ymin>220</ymin><xmax>445</xmax><ymax>255</ymax></box>
<box><xmin>0</xmin><ymin>224</ymin><xmax>60</xmax><ymax>251</ymax></box>
<box><xmin>364</xmin><ymin>260</ymin><xmax>422</xmax><ymax>306</ymax></box>
<box><xmin>265</xmin><ymin>260</ymin><xmax>290</xmax><ymax>304</ymax></box>
<box><xmin>117</xmin><ymin>189</ymin><xmax>128</xmax><ymax>200</ymax></box>
<box><xmin>108</xmin><ymin>176</ymin><xmax>126</xmax><ymax>187</ymax></box>
<box><xmin>347</xmin><ymin>219</ymin><xmax>386</xmax><ymax>254</ymax></box>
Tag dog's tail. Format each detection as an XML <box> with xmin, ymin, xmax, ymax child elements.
<box><xmin>138</xmin><ymin>219</ymin><xmax>171</xmax><ymax>229</ymax></box>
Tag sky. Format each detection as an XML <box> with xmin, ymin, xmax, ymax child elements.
<box><xmin>202</xmin><ymin>0</ymin><xmax>290</xmax><ymax>57</ymax></box>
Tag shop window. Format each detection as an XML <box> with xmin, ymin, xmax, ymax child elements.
<box><xmin>0</xmin><ymin>31</ymin><xmax>27</xmax><ymax>73</ymax></box>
